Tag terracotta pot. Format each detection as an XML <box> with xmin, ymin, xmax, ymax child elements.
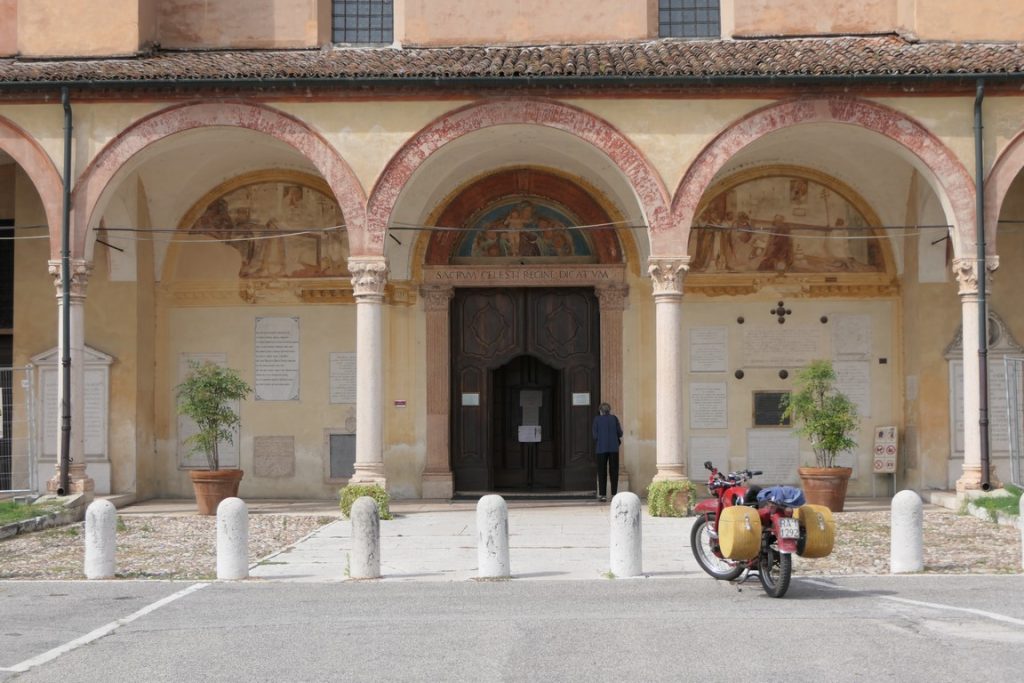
<box><xmin>189</xmin><ymin>469</ymin><xmax>244</xmax><ymax>516</ymax></box>
<box><xmin>797</xmin><ymin>466</ymin><xmax>852</xmax><ymax>512</ymax></box>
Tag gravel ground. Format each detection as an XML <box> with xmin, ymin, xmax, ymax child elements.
<box><xmin>0</xmin><ymin>507</ymin><xmax>1019</xmax><ymax>580</ymax></box>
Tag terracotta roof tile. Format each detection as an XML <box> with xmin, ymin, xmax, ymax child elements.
<box><xmin>1</xmin><ymin>36</ymin><xmax>1023</xmax><ymax>85</ymax></box>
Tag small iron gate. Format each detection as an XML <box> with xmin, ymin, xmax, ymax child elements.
<box><xmin>0</xmin><ymin>365</ymin><xmax>37</xmax><ymax>496</ymax></box>
<box><xmin>1003</xmin><ymin>357</ymin><xmax>1024</xmax><ymax>487</ymax></box>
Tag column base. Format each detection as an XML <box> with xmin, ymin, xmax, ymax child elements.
<box><xmin>652</xmin><ymin>464</ymin><xmax>687</xmax><ymax>482</ymax></box>
<box><xmin>955</xmin><ymin>464</ymin><xmax>1002</xmax><ymax>493</ymax></box>
<box><xmin>47</xmin><ymin>463</ymin><xmax>95</xmax><ymax>499</ymax></box>
<box><xmin>349</xmin><ymin>463</ymin><xmax>387</xmax><ymax>489</ymax></box>
<box><xmin>421</xmin><ymin>471</ymin><xmax>454</xmax><ymax>499</ymax></box>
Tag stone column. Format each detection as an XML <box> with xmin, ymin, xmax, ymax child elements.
<box><xmin>954</xmin><ymin>257</ymin><xmax>1001</xmax><ymax>492</ymax></box>
<box><xmin>596</xmin><ymin>284</ymin><xmax>629</xmax><ymax>492</ymax></box>
<box><xmin>421</xmin><ymin>285</ymin><xmax>455</xmax><ymax>499</ymax></box>
<box><xmin>47</xmin><ymin>259</ymin><xmax>94</xmax><ymax>496</ymax></box>
<box><xmin>349</xmin><ymin>257</ymin><xmax>388</xmax><ymax>487</ymax></box>
<box><xmin>649</xmin><ymin>258</ymin><xmax>689</xmax><ymax>482</ymax></box>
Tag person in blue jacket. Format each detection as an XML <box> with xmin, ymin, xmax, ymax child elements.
<box><xmin>591</xmin><ymin>402</ymin><xmax>622</xmax><ymax>502</ymax></box>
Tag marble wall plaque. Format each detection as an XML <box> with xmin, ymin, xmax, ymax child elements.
<box><xmin>747</xmin><ymin>429</ymin><xmax>800</xmax><ymax>484</ymax></box>
<box><xmin>329</xmin><ymin>352</ymin><xmax>357</xmax><ymax>404</ymax></box>
<box><xmin>833</xmin><ymin>360</ymin><xmax>871</xmax><ymax>418</ymax></box>
<box><xmin>742</xmin><ymin>325</ymin><xmax>822</xmax><ymax>368</ymax></box>
<box><xmin>690</xmin><ymin>382</ymin><xmax>727</xmax><ymax>429</ymax></box>
<box><xmin>689</xmin><ymin>327</ymin><xmax>728</xmax><ymax>372</ymax></box>
<box><xmin>41</xmin><ymin>367</ymin><xmax>107</xmax><ymax>457</ymax></box>
<box><xmin>831</xmin><ymin>314</ymin><xmax>872</xmax><ymax>359</ymax></box>
<box><xmin>255</xmin><ymin>317</ymin><xmax>300</xmax><ymax>401</ymax></box>
<box><xmin>253</xmin><ymin>436</ymin><xmax>295</xmax><ymax>478</ymax></box>
<box><xmin>688</xmin><ymin>435</ymin><xmax>729</xmax><ymax>482</ymax></box>
<box><xmin>950</xmin><ymin>360</ymin><xmax>1020</xmax><ymax>453</ymax></box>
<box><xmin>177</xmin><ymin>352</ymin><xmax>240</xmax><ymax>469</ymax></box>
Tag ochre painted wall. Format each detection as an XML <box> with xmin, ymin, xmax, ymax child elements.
<box><xmin>401</xmin><ymin>0</ymin><xmax>652</xmax><ymax>46</ymax></box>
<box><xmin>732</xmin><ymin>0</ymin><xmax>896</xmax><ymax>37</ymax></box>
<box><xmin>0</xmin><ymin>0</ymin><xmax>16</xmax><ymax>57</ymax></box>
<box><xmin>913</xmin><ymin>0</ymin><xmax>1024</xmax><ymax>41</ymax></box>
<box><xmin>157</xmin><ymin>0</ymin><xmax>324</xmax><ymax>49</ymax></box>
<box><xmin>17</xmin><ymin>0</ymin><xmax>145</xmax><ymax>57</ymax></box>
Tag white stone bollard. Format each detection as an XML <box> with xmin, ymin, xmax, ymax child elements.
<box><xmin>350</xmin><ymin>496</ymin><xmax>381</xmax><ymax>579</ymax></box>
<box><xmin>890</xmin><ymin>489</ymin><xmax>924</xmax><ymax>574</ymax></box>
<box><xmin>476</xmin><ymin>495</ymin><xmax>510</xmax><ymax>579</ymax></box>
<box><xmin>84</xmin><ymin>499</ymin><xmax>117</xmax><ymax>579</ymax></box>
<box><xmin>609</xmin><ymin>492</ymin><xmax>642</xmax><ymax>577</ymax></box>
<box><xmin>217</xmin><ymin>497</ymin><xmax>249</xmax><ymax>580</ymax></box>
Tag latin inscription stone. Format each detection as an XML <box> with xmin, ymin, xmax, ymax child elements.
<box><xmin>329</xmin><ymin>352</ymin><xmax>357</xmax><ymax>404</ymax></box>
<box><xmin>255</xmin><ymin>317</ymin><xmax>300</xmax><ymax>401</ymax></box>
<box><xmin>742</xmin><ymin>325</ymin><xmax>822</xmax><ymax>368</ymax></box>
<box><xmin>253</xmin><ymin>436</ymin><xmax>295</xmax><ymax>478</ymax></box>
<box><xmin>690</xmin><ymin>327</ymin><xmax>728</xmax><ymax>372</ymax></box>
<box><xmin>689</xmin><ymin>382</ymin><xmax>727</xmax><ymax>429</ymax></box>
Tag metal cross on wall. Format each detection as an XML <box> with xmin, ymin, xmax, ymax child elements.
<box><xmin>770</xmin><ymin>301</ymin><xmax>792</xmax><ymax>324</ymax></box>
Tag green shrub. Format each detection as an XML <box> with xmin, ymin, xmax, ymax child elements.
<box><xmin>646</xmin><ymin>479</ymin><xmax>697</xmax><ymax>517</ymax></box>
<box><xmin>339</xmin><ymin>484</ymin><xmax>393</xmax><ymax>520</ymax></box>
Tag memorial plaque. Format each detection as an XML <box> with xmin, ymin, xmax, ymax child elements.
<box><xmin>742</xmin><ymin>325</ymin><xmax>822</xmax><ymax>368</ymax></box>
<box><xmin>253</xmin><ymin>436</ymin><xmax>295</xmax><ymax>478</ymax></box>
<box><xmin>831</xmin><ymin>314</ymin><xmax>872</xmax><ymax>359</ymax></box>
<box><xmin>688</xmin><ymin>435</ymin><xmax>729</xmax><ymax>482</ymax></box>
<box><xmin>329</xmin><ymin>352</ymin><xmax>357</xmax><ymax>404</ymax></box>
<box><xmin>329</xmin><ymin>433</ymin><xmax>356</xmax><ymax>479</ymax></box>
<box><xmin>747</xmin><ymin>429</ymin><xmax>800</xmax><ymax>484</ymax></box>
<box><xmin>690</xmin><ymin>327</ymin><xmax>728</xmax><ymax>373</ymax></box>
<box><xmin>40</xmin><ymin>361</ymin><xmax>109</xmax><ymax>458</ymax></box>
<box><xmin>753</xmin><ymin>391</ymin><xmax>790</xmax><ymax>427</ymax></box>
<box><xmin>833</xmin><ymin>360</ymin><xmax>871</xmax><ymax>418</ymax></box>
<box><xmin>255</xmin><ymin>317</ymin><xmax>300</xmax><ymax>401</ymax></box>
<box><xmin>949</xmin><ymin>360</ymin><xmax>1021</xmax><ymax>453</ymax></box>
<box><xmin>690</xmin><ymin>382</ymin><xmax>727</xmax><ymax>429</ymax></box>
<box><xmin>177</xmin><ymin>352</ymin><xmax>240</xmax><ymax>469</ymax></box>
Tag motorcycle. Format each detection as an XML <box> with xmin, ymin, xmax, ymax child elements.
<box><xmin>690</xmin><ymin>460</ymin><xmax>829</xmax><ymax>598</ymax></box>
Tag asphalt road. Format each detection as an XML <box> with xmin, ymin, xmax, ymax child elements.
<box><xmin>2</xmin><ymin>575</ymin><xmax>1023</xmax><ymax>682</ymax></box>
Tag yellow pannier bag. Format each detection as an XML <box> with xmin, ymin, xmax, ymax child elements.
<box><xmin>795</xmin><ymin>504</ymin><xmax>835</xmax><ymax>558</ymax></box>
<box><xmin>718</xmin><ymin>506</ymin><xmax>762</xmax><ymax>560</ymax></box>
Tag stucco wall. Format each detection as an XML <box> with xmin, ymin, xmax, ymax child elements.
<box><xmin>157</xmin><ymin>0</ymin><xmax>324</xmax><ymax>49</ymax></box>
<box><xmin>0</xmin><ymin>0</ymin><xmax>16</xmax><ymax>57</ymax></box>
<box><xmin>914</xmin><ymin>0</ymin><xmax>1024</xmax><ymax>42</ymax></box>
<box><xmin>731</xmin><ymin>0</ymin><xmax>896</xmax><ymax>37</ymax></box>
<box><xmin>401</xmin><ymin>0</ymin><xmax>652</xmax><ymax>46</ymax></box>
<box><xmin>17</xmin><ymin>0</ymin><xmax>144</xmax><ymax>57</ymax></box>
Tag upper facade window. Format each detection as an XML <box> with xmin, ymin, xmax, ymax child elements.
<box><xmin>333</xmin><ymin>1</ymin><xmax>394</xmax><ymax>45</ymax></box>
<box><xmin>659</xmin><ymin>0</ymin><xmax>721</xmax><ymax>39</ymax></box>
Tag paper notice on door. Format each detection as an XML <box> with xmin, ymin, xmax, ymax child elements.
<box><xmin>518</xmin><ymin>425</ymin><xmax>541</xmax><ymax>442</ymax></box>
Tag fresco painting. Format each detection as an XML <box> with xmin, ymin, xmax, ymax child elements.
<box><xmin>690</xmin><ymin>175</ymin><xmax>883</xmax><ymax>274</ymax></box>
<box><xmin>189</xmin><ymin>181</ymin><xmax>348</xmax><ymax>278</ymax></box>
<box><xmin>454</xmin><ymin>198</ymin><xmax>595</xmax><ymax>263</ymax></box>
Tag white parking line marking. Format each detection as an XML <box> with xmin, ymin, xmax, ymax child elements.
<box><xmin>802</xmin><ymin>578</ymin><xmax>1024</xmax><ymax>627</ymax></box>
<box><xmin>0</xmin><ymin>582</ymin><xmax>210</xmax><ymax>674</ymax></box>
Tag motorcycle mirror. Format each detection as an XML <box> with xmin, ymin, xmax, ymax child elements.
<box><xmin>704</xmin><ymin>461</ymin><xmax>713</xmax><ymax>471</ymax></box>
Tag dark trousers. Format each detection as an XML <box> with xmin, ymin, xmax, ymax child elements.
<box><xmin>595</xmin><ymin>452</ymin><xmax>619</xmax><ymax>497</ymax></box>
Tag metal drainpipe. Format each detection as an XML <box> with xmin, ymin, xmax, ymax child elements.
<box><xmin>974</xmin><ymin>79</ymin><xmax>992</xmax><ymax>491</ymax></box>
<box><xmin>58</xmin><ymin>87</ymin><xmax>71</xmax><ymax>496</ymax></box>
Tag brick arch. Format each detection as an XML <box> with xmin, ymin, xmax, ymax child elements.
<box><xmin>367</xmin><ymin>97</ymin><xmax>671</xmax><ymax>257</ymax></box>
<box><xmin>673</xmin><ymin>97</ymin><xmax>976</xmax><ymax>259</ymax></box>
<box><xmin>985</xmin><ymin>128</ymin><xmax>1024</xmax><ymax>254</ymax></box>
<box><xmin>0</xmin><ymin>115</ymin><xmax>64</xmax><ymax>258</ymax></box>
<box><xmin>72</xmin><ymin>101</ymin><xmax>367</xmax><ymax>258</ymax></box>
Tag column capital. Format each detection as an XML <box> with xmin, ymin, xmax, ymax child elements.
<box><xmin>48</xmin><ymin>259</ymin><xmax>92</xmax><ymax>299</ymax></box>
<box><xmin>595</xmin><ymin>284</ymin><xmax>629</xmax><ymax>311</ymax></box>
<box><xmin>420</xmin><ymin>284</ymin><xmax>455</xmax><ymax>312</ymax></box>
<box><xmin>953</xmin><ymin>256</ymin><xmax>999</xmax><ymax>297</ymax></box>
<box><xmin>348</xmin><ymin>257</ymin><xmax>389</xmax><ymax>299</ymax></box>
<box><xmin>648</xmin><ymin>257</ymin><xmax>689</xmax><ymax>298</ymax></box>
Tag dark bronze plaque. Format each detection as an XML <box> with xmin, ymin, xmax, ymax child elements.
<box><xmin>753</xmin><ymin>391</ymin><xmax>790</xmax><ymax>427</ymax></box>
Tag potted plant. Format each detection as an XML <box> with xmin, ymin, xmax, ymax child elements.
<box><xmin>780</xmin><ymin>359</ymin><xmax>859</xmax><ymax>512</ymax></box>
<box><xmin>646</xmin><ymin>479</ymin><xmax>698</xmax><ymax>517</ymax></box>
<box><xmin>176</xmin><ymin>360</ymin><xmax>252</xmax><ymax>515</ymax></box>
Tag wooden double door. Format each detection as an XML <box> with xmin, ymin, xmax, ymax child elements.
<box><xmin>451</xmin><ymin>288</ymin><xmax>600</xmax><ymax>493</ymax></box>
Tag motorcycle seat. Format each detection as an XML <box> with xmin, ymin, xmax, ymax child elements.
<box><xmin>756</xmin><ymin>485</ymin><xmax>806</xmax><ymax>508</ymax></box>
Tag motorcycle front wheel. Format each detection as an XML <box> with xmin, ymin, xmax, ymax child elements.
<box><xmin>757</xmin><ymin>545</ymin><xmax>792</xmax><ymax>598</ymax></box>
<box><xmin>690</xmin><ymin>515</ymin><xmax>745</xmax><ymax>581</ymax></box>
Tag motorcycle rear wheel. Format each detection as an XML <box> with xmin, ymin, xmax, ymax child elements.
<box><xmin>757</xmin><ymin>546</ymin><xmax>792</xmax><ymax>598</ymax></box>
<box><xmin>691</xmin><ymin>515</ymin><xmax>745</xmax><ymax>581</ymax></box>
